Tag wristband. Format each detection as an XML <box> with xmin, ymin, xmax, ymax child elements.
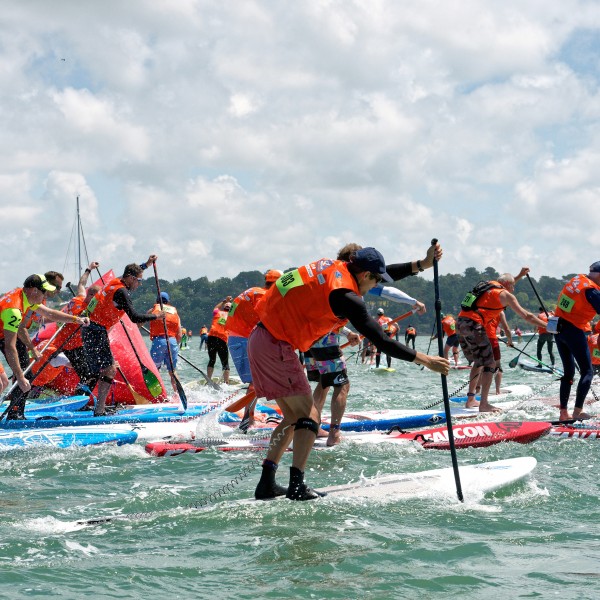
<box><xmin>417</xmin><ymin>260</ymin><xmax>424</xmax><ymax>272</ymax></box>
<box><xmin>72</xmin><ymin>315</ymin><xmax>78</xmax><ymax>323</ymax></box>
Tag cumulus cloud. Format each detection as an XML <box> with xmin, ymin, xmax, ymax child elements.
<box><xmin>0</xmin><ymin>0</ymin><xmax>599</xmax><ymax>289</ymax></box>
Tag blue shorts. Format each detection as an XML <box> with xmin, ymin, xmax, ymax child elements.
<box><xmin>228</xmin><ymin>335</ymin><xmax>252</xmax><ymax>383</ymax></box>
<box><xmin>150</xmin><ymin>337</ymin><xmax>179</xmax><ymax>371</ymax></box>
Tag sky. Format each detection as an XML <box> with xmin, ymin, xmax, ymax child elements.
<box><xmin>1</xmin><ymin>1</ymin><xmax>599</xmax><ymax>291</ymax></box>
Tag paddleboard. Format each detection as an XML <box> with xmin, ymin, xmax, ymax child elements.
<box><xmin>449</xmin><ymin>364</ymin><xmax>471</xmax><ymax>370</ymax></box>
<box><xmin>144</xmin><ymin>421</ymin><xmax>549</xmax><ymax>456</ymax></box>
<box><xmin>518</xmin><ymin>359</ymin><xmax>562</xmax><ymax>375</ymax></box>
<box><xmin>368</xmin><ymin>366</ymin><xmax>396</xmax><ymax>373</ymax></box>
<box><xmin>314</xmin><ymin>456</ymin><xmax>537</xmax><ymax>500</ymax></box>
<box><xmin>0</xmin><ymin>425</ymin><xmax>137</xmax><ymax>450</ymax></box>
<box><xmin>0</xmin><ymin>404</ymin><xmax>213</xmax><ymax>430</ymax></box>
<box><xmin>451</xmin><ymin>384</ymin><xmax>532</xmax><ymax>403</ymax></box>
<box><xmin>22</xmin><ymin>395</ymin><xmax>90</xmax><ymax>415</ymax></box>
<box><xmin>549</xmin><ymin>422</ymin><xmax>600</xmax><ymax>439</ymax></box>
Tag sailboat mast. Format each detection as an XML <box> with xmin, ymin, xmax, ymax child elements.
<box><xmin>76</xmin><ymin>195</ymin><xmax>82</xmax><ymax>278</ymax></box>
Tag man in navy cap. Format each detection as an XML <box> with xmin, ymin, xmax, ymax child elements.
<box><xmin>554</xmin><ymin>261</ymin><xmax>600</xmax><ymax>421</ymax></box>
<box><xmin>147</xmin><ymin>290</ymin><xmax>182</xmax><ymax>394</ymax></box>
<box><xmin>248</xmin><ymin>241</ymin><xmax>449</xmax><ymax>501</ymax></box>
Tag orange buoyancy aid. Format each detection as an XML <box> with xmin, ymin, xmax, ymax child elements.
<box><xmin>441</xmin><ymin>315</ymin><xmax>456</xmax><ymax>337</ymax></box>
<box><xmin>208</xmin><ymin>309</ymin><xmax>230</xmax><ymax>342</ymax></box>
<box><xmin>86</xmin><ymin>278</ymin><xmax>127</xmax><ymax>329</ymax></box>
<box><xmin>31</xmin><ymin>343</ymin><xmax>62</xmax><ymax>387</ymax></box>
<box><xmin>485</xmin><ymin>314</ymin><xmax>500</xmax><ymax>340</ymax></box>
<box><xmin>588</xmin><ymin>333</ymin><xmax>600</xmax><ymax>365</ymax></box>
<box><xmin>0</xmin><ymin>288</ymin><xmax>35</xmax><ymax>340</ymax></box>
<box><xmin>555</xmin><ymin>275</ymin><xmax>600</xmax><ymax>330</ymax></box>
<box><xmin>256</xmin><ymin>258</ymin><xmax>358</xmax><ymax>352</ymax></box>
<box><xmin>226</xmin><ymin>287</ymin><xmax>266</xmax><ymax>338</ymax></box>
<box><xmin>406</xmin><ymin>327</ymin><xmax>416</xmax><ymax>336</ymax></box>
<box><xmin>377</xmin><ymin>315</ymin><xmax>392</xmax><ymax>332</ymax></box>
<box><xmin>53</xmin><ymin>296</ymin><xmax>88</xmax><ymax>351</ymax></box>
<box><xmin>537</xmin><ymin>312</ymin><xmax>549</xmax><ymax>334</ymax></box>
<box><xmin>200</xmin><ymin>326</ymin><xmax>208</xmax><ymax>335</ymax></box>
<box><xmin>458</xmin><ymin>281</ymin><xmax>505</xmax><ymax>327</ymax></box>
<box><xmin>149</xmin><ymin>304</ymin><xmax>180</xmax><ymax>339</ymax></box>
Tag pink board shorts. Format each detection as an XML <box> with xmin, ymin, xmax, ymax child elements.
<box><xmin>247</xmin><ymin>325</ymin><xmax>311</xmax><ymax>400</ymax></box>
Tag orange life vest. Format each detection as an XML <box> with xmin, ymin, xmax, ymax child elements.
<box><xmin>377</xmin><ymin>315</ymin><xmax>392</xmax><ymax>331</ymax></box>
<box><xmin>588</xmin><ymin>333</ymin><xmax>600</xmax><ymax>365</ymax></box>
<box><xmin>200</xmin><ymin>326</ymin><xmax>208</xmax><ymax>335</ymax></box>
<box><xmin>256</xmin><ymin>259</ymin><xmax>358</xmax><ymax>352</ymax></box>
<box><xmin>208</xmin><ymin>309</ymin><xmax>229</xmax><ymax>343</ymax></box>
<box><xmin>226</xmin><ymin>287</ymin><xmax>266</xmax><ymax>338</ymax></box>
<box><xmin>485</xmin><ymin>314</ymin><xmax>500</xmax><ymax>340</ymax></box>
<box><xmin>0</xmin><ymin>288</ymin><xmax>36</xmax><ymax>340</ymax></box>
<box><xmin>555</xmin><ymin>275</ymin><xmax>600</xmax><ymax>330</ymax></box>
<box><xmin>149</xmin><ymin>304</ymin><xmax>180</xmax><ymax>339</ymax></box>
<box><xmin>406</xmin><ymin>327</ymin><xmax>416</xmax><ymax>336</ymax></box>
<box><xmin>86</xmin><ymin>278</ymin><xmax>127</xmax><ymax>329</ymax></box>
<box><xmin>53</xmin><ymin>296</ymin><xmax>88</xmax><ymax>351</ymax></box>
<box><xmin>441</xmin><ymin>316</ymin><xmax>456</xmax><ymax>337</ymax></box>
<box><xmin>537</xmin><ymin>312</ymin><xmax>549</xmax><ymax>334</ymax></box>
<box><xmin>458</xmin><ymin>280</ymin><xmax>505</xmax><ymax>327</ymax></box>
<box><xmin>31</xmin><ymin>343</ymin><xmax>63</xmax><ymax>387</ymax></box>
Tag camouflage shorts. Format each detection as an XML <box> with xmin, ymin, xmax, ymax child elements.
<box><xmin>456</xmin><ymin>317</ymin><xmax>496</xmax><ymax>368</ymax></box>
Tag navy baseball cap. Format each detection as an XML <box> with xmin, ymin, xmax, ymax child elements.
<box><xmin>589</xmin><ymin>261</ymin><xmax>600</xmax><ymax>274</ymax></box>
<box><xmin>353</xmin><ymin>247</ymin><xmax>393</xmax><ymax>283</ymax></box>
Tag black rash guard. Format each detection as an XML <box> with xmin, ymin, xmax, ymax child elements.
<box><xmin>113</xmin><ymin>287</ymin><xmax>158</xmax><ymax>324</ymax></box>
<box><xmin>328</xmin><ymin>260</ymin><xmax>420</xmax><ymax>362</ymax></box>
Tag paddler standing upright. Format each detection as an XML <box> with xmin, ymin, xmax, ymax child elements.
<box><xmin>248</xmin><ymin>242</ymin><xmax>449</xmax><ymax>501</ymax></box>
<box><xmin>81</xmin><ymin>256</ymin><xmax>165</xmax><ymax>416</ymax></box>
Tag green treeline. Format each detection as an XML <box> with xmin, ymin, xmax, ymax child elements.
<box><xmin>112</xmin><ymin>267</ymin><xmax>576</xmax><ymax>337</ymax></box>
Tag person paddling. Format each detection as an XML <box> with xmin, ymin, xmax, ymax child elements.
<box><xmin>248</xmin><ymin>243</ymin><xmax>449</xmax><ymax>502</ymax></box>
<box><xmin>81</xmin><ymin>256</ymin><xmax>165</xmax><ymax>416</ymax></box>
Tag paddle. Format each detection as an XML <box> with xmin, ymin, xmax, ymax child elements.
<box><xmin>0</xmin><ymin>321</ymin><xmax>76</xmax><ymax>422</ymax></box>
<box><xmin>152</xmin><ymin>263</ymin><xmax>188</xmax><ymax>410</ymax></box>
<box><xmin>500</xmin><ymin>339</ymin><xmax>561</xmax><ymax>375</ymax></box>
<box><xmin>431</xmin><ymin>237</ymin><xmax>463</xmax><ymax>502</ymax></box>
<box><xmin>420</xmin><ymin>321</ymin><xmax>437</xmax><ymax>371</ymax></box>
<box><xmin>526</xmin><ymin>273</ymin><xmax>550</xmax><ymax>318</ymax></box>
<box><xmin>225</xmin><ymin>386</ymin><xmax>256</xmax><ymax>413</ymax></box>
<box><xmin>139</xmin><ymin>325</ymin><xmax>221</xmax><ymax>391</ymax></box>
<box><xmin>116</xmin><ymin>366</ymin><xmax>150</xmax><ymax>405</ymax></box>
<box><xmin>340</xmin><ymin>309</ymin><xmax>416</xmax><ymax>350</ymax></box>
<box><xmin>96</xmin><ymin>268</ymin><xmax>163</xmax><ymax>399</ymax></box>
<box><xmin>508</xmin><ymin>331</ymin><xmax>538</xmax><ymax>368</ymax></box>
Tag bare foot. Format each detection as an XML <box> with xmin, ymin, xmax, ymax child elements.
<box><xmin>559</xmin><ymin>409</ymin><xmax>572</xmax><ymax>421</ymax></box>
<box><xmin>478</xmin><ymin>402</ymin><xmax>502</xmax><ymax>413</ymax></box>
<box><xmin>465</xmin><ymin>394</ymin><xmax>480</xmax><ymax>408</ymax></box>
<box><xmin>317</xmin><ymin>427</ymin><xmax>329</xmax><ymax>438</ymax></box>
<box><xmin>326</xmin><ymin>428</ymin><xmax>341</xmax><ymax>447</ymax></box>
<box><xmin>572</xmin><ymin>409</ymin><xmax>591</xmax><ymax>421</ymax></box>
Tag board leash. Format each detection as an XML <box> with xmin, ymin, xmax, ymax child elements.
<box><xmin>79</xmin><ymin>408</ymin><xmax>292</xmax><ymax>525</ymax></box>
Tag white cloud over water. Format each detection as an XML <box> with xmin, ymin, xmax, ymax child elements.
<box><xmin>1</xmin><ymin>0</ymin><xmax>599</xmax><ymax>289</ymax></box>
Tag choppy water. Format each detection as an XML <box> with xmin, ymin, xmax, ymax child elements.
<box><xmin>1</xmin><ymin>338</ymin><xmax>599</xmax><ymax>599</ymax></box>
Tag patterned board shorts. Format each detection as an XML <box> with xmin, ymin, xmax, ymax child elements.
<box><xmin>456</xmin><ymin>317</ymin><xmax>496</xmax><ymax>368</ymax></box>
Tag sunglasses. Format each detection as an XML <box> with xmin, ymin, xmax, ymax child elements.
<box><xmin>368</xmin><ymin>272</ymin><xmax>383</xmax><ymax>283</ymax></box>
<box><xmin>136</xmin><ymin>278</ymin><xmax>143</xmax><ymax>283</ymax></box>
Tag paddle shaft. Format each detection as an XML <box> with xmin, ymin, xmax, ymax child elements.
<box><xmin>340</xmin><ymin>309</ymin><xmax>415</xmax><ymax>350</ymax></box>
<box><xmin>500</xmin><ymin>339</ymin><xmax>559</xmax><ymax>374</ymax></box>
<box><xmin>421</xmin><ymin>321</ymin><xmax>437</xmax><ymax>370</ymax></box>
<box><xmin>0</xmin><ymin>321</ymin><xmax>81</xmax><ymax>421</ymax></box>
<box><xmin>152</xmin><ymin>263</ymin><xmax>187</xmax><ymax>410</ymax></box>
<box><xmin>95</xmin><ymin>268</ymin><xmax>163</xmax><ymax>397</ymax></box>
<box><xmin>526</xmin><ymin>273</ymin><xmax>550</xmax><ymax>318</ymax></box>
<box><xmin>140</xmin><ymin>325</ymin><xmax>221</xmax><ymax>391</ymax></box>
<box><xmin>431</xmin><ymin>237</ymin><xmax>463</xmax><ymax>502</ymax></box>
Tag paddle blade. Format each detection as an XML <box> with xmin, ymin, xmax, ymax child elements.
<box><xmin>508</xmin><ymin>355</ymin><xmax>519</xmax><ymax>369</ymax></box>
<box><xmin>173</xmin><ymin>374</ymin><xmax>188</xmax><ymax>411</ymax></box>
<box><xmin>226</xmin><ymin>389</ymin><xmax>256</xmax><ymax>413</ymax></box>
<box><xmin>129</xmin><ymin>384</ymin><xmax>150</xmax><ymax>405</ymax></box>
<box><xmin>143</xmin><ymin>368</ymin><xmax>164</xmax><ymax>398</ymax></box>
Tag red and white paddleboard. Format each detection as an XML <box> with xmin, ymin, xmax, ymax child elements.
<box><xmin>549</xmin><ymin>422</ymin><xmax>600</xmax><ymax>439</ymax></box>
<box><xmin>381</xmin><ymin>420</ymin><xmax>551</xmax><ymax>450</ymax></box>
<box><xmin>145</xmin><ymin>421</ymin><xmax>551</xmax><ymax>456</ymax></box>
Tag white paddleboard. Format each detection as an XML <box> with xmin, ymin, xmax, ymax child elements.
<box><xmin>316</xmin><ymin>456</ymin><xmax>537</xmax><ymax>500</ymax></box>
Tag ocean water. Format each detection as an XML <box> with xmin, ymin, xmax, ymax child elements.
<box><xmin>1</xmin><ymin>338</ymin><xmax>599</xmax><ymax>600</ymax></box>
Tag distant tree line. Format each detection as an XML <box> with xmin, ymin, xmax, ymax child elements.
<box><xmin>96</xmin><ymin>266</ymin><xmax>576</xmax><ymax>338</ymax></box>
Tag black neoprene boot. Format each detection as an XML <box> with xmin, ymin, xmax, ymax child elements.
<box><xmin>286</xmin><ymin>466</ymin><xmax>326</xmax><ymax>501</ymax></box>
<box><xmin>255</xmin><ymin>460</ymin><xmax>287</xmax><ymax>500</ymax></box>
